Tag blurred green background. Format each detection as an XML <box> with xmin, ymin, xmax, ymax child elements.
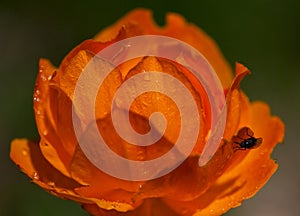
<box><xmin>1</xmin><ymin>0</ymin><xmax>299</xmax><ymax>215</ymax></box>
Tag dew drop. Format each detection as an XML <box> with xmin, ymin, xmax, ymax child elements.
<box><xmin>143</xmin><ymin>170</ymin><xmax>148</xmax><ymax>176</ymax></box>
<box><xmin>21</xmin><ymin>149</ymin><xmax>28</xmax><ymax>156</ymax></box>
<box><xmin>32</xmin><ymin>172</ymin><xmax>39</xmax><ymax>180</ymax></box>
<box><xmin>125</xmin><ymin>43</ymin><xmax>131</xmax><ymax>49</ymax></box>
<box><xmin>33</xmin><ymin>97</ymin><xmax>40</xmax><ymax>102</ymax></box>
<box><xmin>43</xmin><ymin>130</ymin><xmax>48</xmax><ymax>136</ymax></box>
<box><xmin>40</xmin><ymin>74</ymin><xmax>47</xmax><ymax>81</ymax></box>
<box><xmin>48</xmin><ymin>181</ymin><xmax>55</xmax><ymax>187</ymax></box>
<box><xmin>36</xmin><ymin>110</ymin><xmax>41</xmax><ymax>115</ymax></box>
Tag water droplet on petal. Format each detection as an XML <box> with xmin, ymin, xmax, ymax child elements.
<box><xmin>40</xmin><ymin>74</ymin><xmax>47</xmax><ymax>81</ymax></box>
<box><xmin>48</xmin><ymin>181</ymin><xmax>55</xmax><ymax>187</ymax></box>
<box><xmin>32</xmin><ymin>172</ymin><xmax>39</xmax><ymax>180</ymax></box>
<box><xmin>33</xmin><ymin>97</ymin><xmax>40</xmax><ymax>102</ymax></box>
<box><xmin>21</xmin><ymin>149</ymin><xmax>28</xmax><ymax>156</ymax></box>
<box><xmin>60</xmin><ymin>189</ymin><xmax>67</xmax><ymax>193</ymax></box>
<box><xmin>43</xmin><ymin>130</ymin><xmax>48</xmax><ymax>136</ymax></box>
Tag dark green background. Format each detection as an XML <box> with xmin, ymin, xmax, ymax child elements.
<box><xmin>1</xmin><ymin>0</ymin><xmax>299</xmax><ymax>215</ymax></box>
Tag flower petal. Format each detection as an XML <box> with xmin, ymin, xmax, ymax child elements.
<box><xmin>35</xmin><ymin>59</ymin><xmax>74</xmax><ymax>176</ymax></box>
<box><xmin>123</xmin><ymin>56</ymin><xmax>209</xmax><ymax>154</ymax></box>
<box><xmin>70</xmin><ymin>143</ymin><xmax>142</xmax><ymax>211</ymax></box>
<box><xmin>161</xmin><ymin>102</ymin><xmax>284</xmax><ymax>215</ymax></box>
<box><xmin>94</xmin><ymin>8</ymin><xmax>233</xmax><ymax>88</ymax></box>
<box><xmin>10</xmin><ymin>139</ymin><xmax>136</xmax><ymax>211</ymax></box>
<box><xmin>223</xmin><ymin>63</ymin><xmax>251</xmax><ymax>140</ymax></box>
<box><xmin>82</xmin><ymin>198</ymin><xmax>179</xmax><ymax>216</ymax></box>
<box><xmin>10</xmin><ymin>139</ymin><xmax>81</xmax><ymax>189</ymax></box>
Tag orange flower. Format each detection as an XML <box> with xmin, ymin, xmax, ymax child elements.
<box><xmin>10</xmin><ymin>9</ymin><xmax>284</xmax><ymax>216</ymax></box>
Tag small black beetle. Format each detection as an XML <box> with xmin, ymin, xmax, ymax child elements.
<box><xmin>232</xmin><ymin>127</ymin><xmax>262</xmax><ymax>151</ymax></box>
